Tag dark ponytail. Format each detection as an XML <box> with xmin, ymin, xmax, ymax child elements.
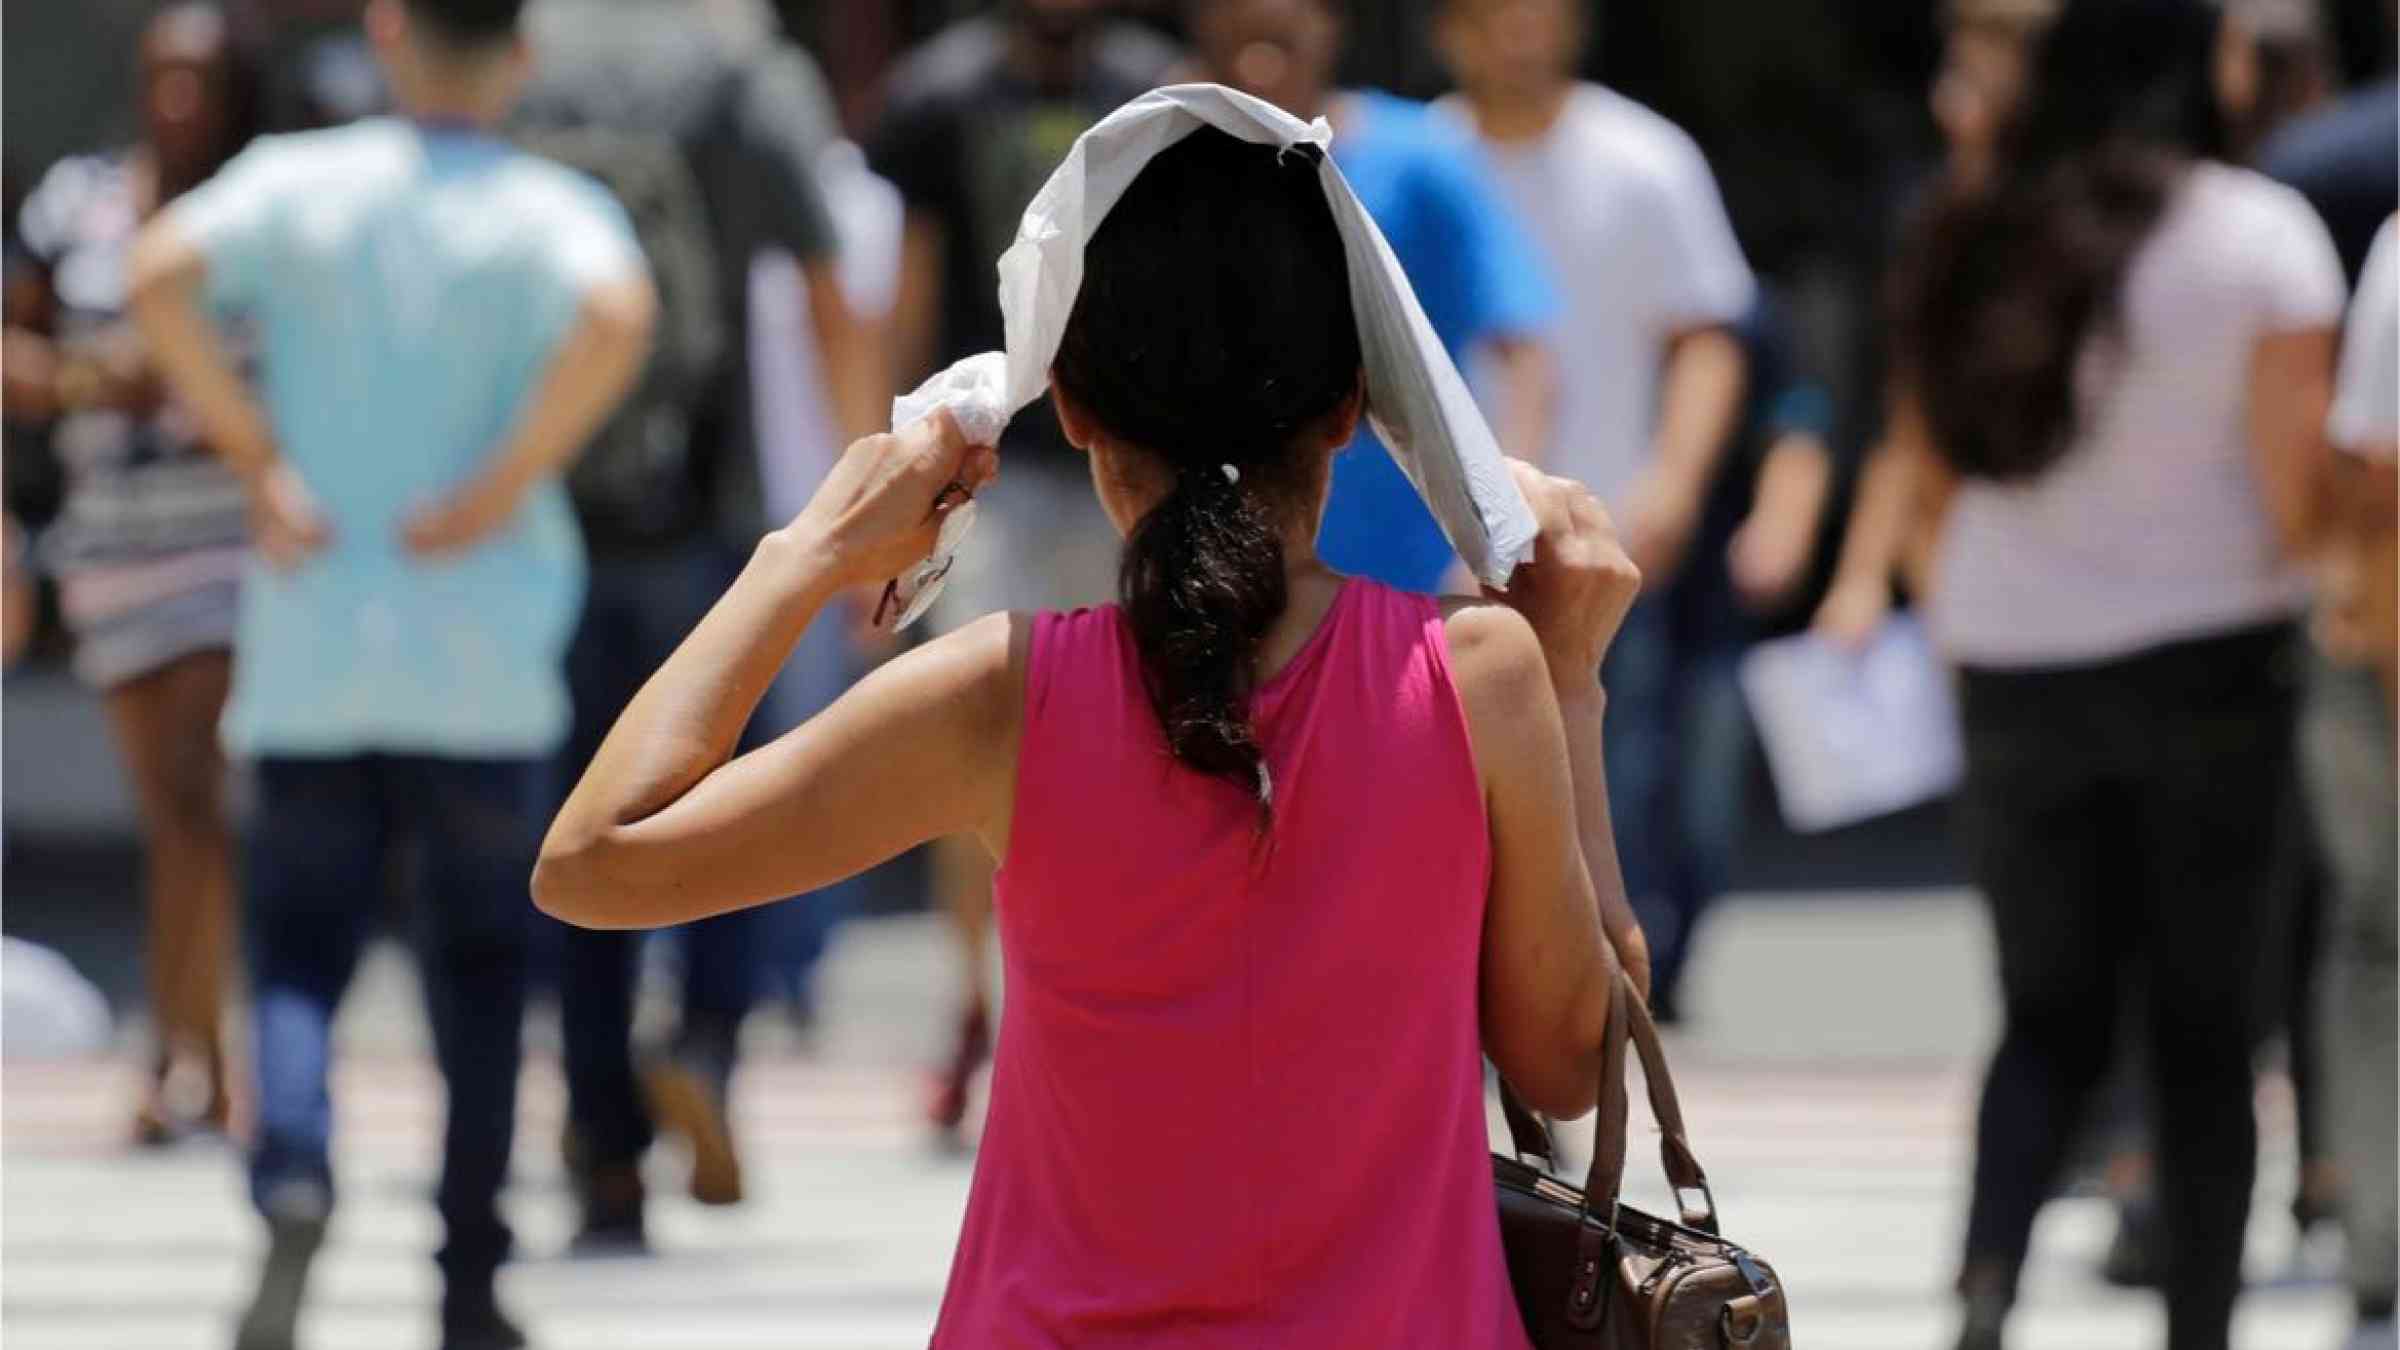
<box><xmin>1052</xmin><ymin>129</ymin><xmax>1360</xmax><ymax>816</ymax></box>
<box><xmin>1900</xmin><ymin>0</ymin><xmax>2227</xmax><ymax>481</ymax></box>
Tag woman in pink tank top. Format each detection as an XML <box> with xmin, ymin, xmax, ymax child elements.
<box><xmin>540</xmin><ymin>128</ymin><xmax>1648</xmax><ymax>1347</ymax></box>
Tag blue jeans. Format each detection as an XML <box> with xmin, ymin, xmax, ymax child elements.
<box><xmin>760</xmin><ymin>611</ymin><xmax>868</xmax><ymax>1012</ymax></box>
<box><xmin>247</xmin><ymin>753</ymin><xmax>544</xmax><ymax>1287</ymax></box>
<box><xmin>558</xmin><ymin>541</ymin><xmax>767</xmax><ymax>1169</ymax></box>
<box><xmin>1598</xmin><ymin>596</ymin><xmax>1751</xmax><ymax>1010</ymax></box>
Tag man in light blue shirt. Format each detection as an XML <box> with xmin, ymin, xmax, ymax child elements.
<box><xmin>129</xmin><ymin>0</ymin><xmax>654</xmax><ymax>1345</ymax></box>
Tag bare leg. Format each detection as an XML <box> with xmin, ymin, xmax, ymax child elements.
<box><xmin>101</xmin><ymin>649</ymin><xmax>237</xmax><ymax>1137</ymax></box>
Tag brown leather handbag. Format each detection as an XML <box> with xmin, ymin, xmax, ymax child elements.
<box><xmin>1492</xmin><ymin>974</ymin><xmax>1791</xmax><ymax>1348</ymax></box>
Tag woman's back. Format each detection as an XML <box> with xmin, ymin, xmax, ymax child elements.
<box><xmin>934</xmin><ymin>578</ymin><xmax>1531</xmax><ymax>1349</ymax></box>
<box><xmin>1933</xmin><ymin>162</ymin><xmax>2347</xmax><ymax>666</ymax></box>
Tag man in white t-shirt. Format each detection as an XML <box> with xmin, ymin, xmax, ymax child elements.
<box><xmin>1435</xmin><ymin>0</ymin><xmax>1756</xmax><ymax>1019</ymax></box>
<box><xmin>2305</xmin><ymin>214</ymin><xmax>2397</xmax><ymax>1340</ymax></box>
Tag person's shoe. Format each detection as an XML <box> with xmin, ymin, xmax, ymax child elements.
<box><xmin>1950</xmin><ymin>1293</ymin><xmax>2008</xmax><ymax>1350</ymax></box>
<box><xmin>133</xmin><ymin>1097</ymin><xmax>182</xmax><ymax>1149</ymax></box>
<box><xmin>928</xmin><ymin>1004</ymin><xmax>991</xmax><ymax>1143</ymax></box>
<box><xmin>440</xmin><ymin>1286</ymin><xmax>529</xmax><ymax>1350</ymax></box>
<box><xmin>642</xmin><ymin>1055</ymin><xmax>742</xmax><ymax>1207</ymax></box>
<box><xmin>2098</xmin><ymin>1195</ymin><xmax>2161</xmax><ymax>1288</ymax></box>
<box><xmin>231</xmin><ymin>1186</ymin><xmax>330</xmax><ymax>1350</ymax></box>
<box><xmin>567</xmin><ymin>1161</ymin><xmax>648</xmax><ymax>1256</ymax></box>
<box><xmin>2291</xmin><ymin>1162</ymin><xmax>2342</xmax><ymax>1235</ymax></box>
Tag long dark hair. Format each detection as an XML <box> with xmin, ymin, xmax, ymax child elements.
<box><xmin>1052</xmin><ymin>128</ymin><xmax>1361</xmax><ymax>816</ymax></box>
<box><xmin>147</xmin><ymin>4</ymin><xmax>267</xmax><ymax>204</ymax></box>
<box><xmin>1899</xmin><ymin>0</ymin><xmax>2227</xmax><ymax>481</ymax></box>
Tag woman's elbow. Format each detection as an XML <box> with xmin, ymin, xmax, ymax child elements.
<box><xmin>531</xmin><ymin>835</ymin><xmax>640</xmax><ymax>929</ymax></box>
<box><xmin>1516</xmin><ymin>1056</ymin><xmax>1603</xmax><ymax>1122</ymax></box>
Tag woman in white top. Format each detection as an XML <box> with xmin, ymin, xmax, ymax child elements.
<box><xmin>1827</xmin><ymin>3</ymin><xmax>2346</xmax><ymax>1348</ymax></box>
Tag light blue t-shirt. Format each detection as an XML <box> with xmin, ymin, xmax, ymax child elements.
<box><xmin>173</xmin><ymin>118</ymin><xmax>643</xmax><ymax>758</ymax></box>
<box><xmin>1319</xmin><ymin>90</ymin><xmax>1557</xmax><ymax>593</ymax></box>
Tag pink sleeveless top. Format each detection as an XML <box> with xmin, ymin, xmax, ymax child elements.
<box><xmin>932</xmin><ymin>579</ymin><xmax>1532</xmax><ymax>1349</ymax></box>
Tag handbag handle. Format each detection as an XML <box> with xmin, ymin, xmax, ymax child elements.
<box><xmin>1498</xmin><ymin>971</ymin><xmax>1718</xmax><ymax>1235</ymax></box>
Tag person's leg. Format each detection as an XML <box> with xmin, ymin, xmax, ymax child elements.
<box><xmin>2272</xmin><ymin>773</ymin><xmax>2340</xmax><ymax>1231</ymax></box>
<box><xmin>402</xmin><ymin>755</ymin><xmax>543</xmax><ymax>1345</ymax></box>
<box><xmin>554</xmin><ymin>556</ymin><xmax>654</xmax><ymax>1236</ymax></box>
<box><xmin>1660</xmin><ymin>637</ymin><xmax>1750</xmax><ymax>1020</ymax></box>
<box><xmin>1952</xmin><ymin>671</ymin><xmax>2133</xmax><ymax>1337</ymax></box>
<box><xmin>637</xmin><ymin>539</ymin><xmax>770</xmax><ymax>1200</ymax></box>
<box><xmin>236</xmin><ymin>755</ymin><xmax>387</xmax><ymax>1350</ymax></box>
<box><xmin>1598</xmin><ymin>599</ymin><xmax>1678</xmax><ymax>999</ymax></box>
<box><xmin>929</xmin><ymin>836</ymin><xmax>996</xmax><ymax>1137</ymax></box>
<box><xmin>2303</xmin><ymin>659</ymin><xmax>2399</xmax><ymax>1324</ymax></box>
<box><xmin>2129</xmin><ymin>641</ymin><xmax>2294</xmax><ymax>1350</ymax></box>
<box><xmin>658</xmin><ymin>904</ymin><xmax>757</xmax><ymax>1205</ymax></box>
<box><xmin>99</xmin><ymin>650</ymin><xmax>238</xmax><ymax>1139</ymax></box>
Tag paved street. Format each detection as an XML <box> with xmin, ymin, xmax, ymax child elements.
<box><xmin>2</xmin><ymin>897</ymin><xmax>2356</xmax><ymax>1349</ymax></box>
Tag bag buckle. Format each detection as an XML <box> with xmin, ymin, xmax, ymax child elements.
<box><xmin>1565</xmin><ymin>1208</ymin><xmax>1618</xmax><ymax>1332</ymax></box>
<box><xmin>1729</xmin><ymin>1247</ymin><xmax>1775</xmax><ymax>1297</ymax></box>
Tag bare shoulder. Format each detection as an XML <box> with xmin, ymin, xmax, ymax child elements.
<box><xmin>1439</xmin><ymin>599</ymin><xmax>1558</xmax><ymax>789</ymax></box>
<box><xmin>1440</xmin><ymin>597</ymin><xmax>1546</xmax><ymax>690</ymax></box>
<box><xmin>902</xmin><ymin>608</ymin><xmax>1029</xmax><ymax>727</ymax></box>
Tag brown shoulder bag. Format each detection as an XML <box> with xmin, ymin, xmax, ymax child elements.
<box><xmin>1492</xmin><ymin>973</ymin><xmax>1792</xmax><ymax>1348</ymax></box>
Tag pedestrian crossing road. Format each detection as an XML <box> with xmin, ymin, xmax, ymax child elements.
<box><xmin>1</xmin><ymin>904</ymin><xmax>2361</xmax><ymax>1350</ymax></box>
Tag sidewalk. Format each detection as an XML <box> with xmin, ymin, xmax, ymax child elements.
<box><xmin>1</xmin><ymin>895</ymin><xmax>2357</xmax><ymax>1349</ymax></box>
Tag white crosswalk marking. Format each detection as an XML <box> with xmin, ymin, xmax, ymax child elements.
<box><xmin>2</xmin><ymin>906</ymin><xmax>2359</xmax><ymax>1349</ymax></box>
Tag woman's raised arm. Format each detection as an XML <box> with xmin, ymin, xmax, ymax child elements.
<box><xmin>1453</xmin><ymin>462</ymin><xmax>1646</xmax><ymax>1120</ymax></box>
<box><xmin>534</xmin><ymin>411</ymin><xmax>1014</xmax><ymax>930</ymax></box>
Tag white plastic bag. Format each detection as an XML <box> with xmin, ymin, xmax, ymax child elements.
<box><xmin>884</xmin><ymin>82</ymin><xmax>1538</xmax><ymax>628</ymax></box>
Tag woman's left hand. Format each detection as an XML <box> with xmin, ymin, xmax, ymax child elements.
<box><xmin>780</xmin><ymin>408</ymin><xmax>998</xmax><ymax>592</ymax></box>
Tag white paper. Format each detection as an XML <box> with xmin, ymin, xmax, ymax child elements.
<box><xmin>1738</xmin><ymin>617</ymin><xmax>1965</xmax><ymax>833</ymax></box>
<box><xmin>885</xmin><ymin>82</ymin><xmax>1538</xmax><ymax>628</ymax></box>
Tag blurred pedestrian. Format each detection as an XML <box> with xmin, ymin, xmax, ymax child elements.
<box><xmin>1433</xmin><ymin>0</ymin><xmax>1759</xmax><ymax>1020</ymax></box>
<box><xmin>2259</xmin><ymin>3</ymin><xmax>2397</xmax><ymax>283</ymax></box>
<box><xmin>746</xmin><ymin>131</ymin><xmax>907</xmax><ymax>1037</ymax></box>
<box><xmin>1816</xmin><ymin>0</ymin><xmax>2055</xmax><ymax>648</ymax></box>
<box><xmin>863</xmin><ymin>0</ymin><xmax>1177</xmax><ymax>1142</ymax></box>
<box><xmin>2219</xmin><ymin>0</ymin><xmax>2337</xmax><ymax>163</ymax></box>
<box><xmin>126</xmin><ymin>0</ymin><xmax>655</xmax><ymax>1343</ymax></box>
<box><xmin>537</xmin><ymin>124</ymin><xmax>1645</xmax><ymax>1348</ymax></box>
<box><xmin>511</xmin><ymin>0</ymin><xmax>878</xmax><ymax>1248</ymax></box>
<box><xmin>1821</xmin><ymin>3</ymin><xmax>2347</xmax><ymax>1347</ymax></box>
<box><xmin>2</xmin><ymin>2</ymin><xmax>259</xmax><ymax>1147</ymax></box>
<box><xmin>1190</xmin><ymin>0</ymin><xmax>1557</xmax><ymax>597</ymax></box>
<box><xmin>2097</xmin><ymin>0</ymin><xmax>2349</xmax><ymax>1284</ymax></box>
<box><xmin>2</xmin><ymin>513</ymin><xmax>32</xmax><ymax>666</ymax></box>
<box><xmin>2303</xmin><ymin>213</ymin><xmax>2398</xmax><ymax>1348</ymax></box>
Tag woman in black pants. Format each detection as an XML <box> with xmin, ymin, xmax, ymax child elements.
<box><xmin>1820</xmin><ymin>2</ymin><xmax>2347</xmax><ymax>1347</ymax></box>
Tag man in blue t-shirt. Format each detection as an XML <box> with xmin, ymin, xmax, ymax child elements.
<box><xmin>1189</xmin><ymin>0</ymin><xmax>1557</xmax><ymax>594</ymax></box>
<box><xmin>129</xmin><ymin>0</ymin><xmax>655</xmax><ymax>1345</ymax></box>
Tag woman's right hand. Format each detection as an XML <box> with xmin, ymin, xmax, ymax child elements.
<box><xmin>245</xmin><ymin>461</ymin><xmax>330</xmax><ymax>571</ymax></box>
<box><xmin>1811</xmin><ymin>574</ymin><xmax>1891</xmax><ymax>649</ymax></box>
<box><xmin>780</xmin><ymin>408</ymin><xmax>998</xmax><ymax>593</ymax></box>
<box><xmin>1494</xmin><ymin>459</ymin><xmax>1644</xmax><ymax>686</ymax></box>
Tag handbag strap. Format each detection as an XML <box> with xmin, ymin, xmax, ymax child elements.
<box><xmin>1497</xmin><ymin>971</ymin><xmax>1718</xmax><ymax>1235</ymax></box>
<box><xmin>1498</xmin><ymin>1075</ymin><xmax>1555</xmax><ymax>1162</ymax></box>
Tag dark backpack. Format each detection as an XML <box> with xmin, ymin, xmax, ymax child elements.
<box><xmin>513</xmin><ymin>84</ymin><xmax>729</xmax><ymax>546</ymax></box>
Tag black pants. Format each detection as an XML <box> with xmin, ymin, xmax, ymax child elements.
<box><xmin>1956</xmin><ymin>624</ymin><xmax>2295</xmax><ymax>1350</ymax></box>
